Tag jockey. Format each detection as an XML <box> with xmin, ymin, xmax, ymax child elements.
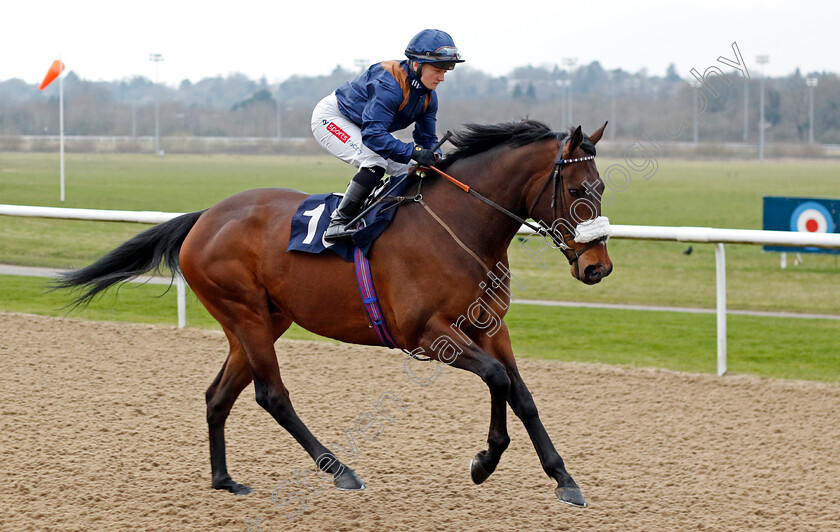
<box><xmin>310</xmin><ymin>29</ymin><xmax>464</xmax><ymax>242</ymax></box>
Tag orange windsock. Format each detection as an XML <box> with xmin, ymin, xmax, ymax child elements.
<box><xmin>39</xmin><ymin>60</ymin><xmax>65</xmax><ymax>90</ymax></box>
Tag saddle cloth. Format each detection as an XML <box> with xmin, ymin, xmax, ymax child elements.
<box><xmin>286</xmin><ymin>177</ymin><xmax>412</xmax><ymax>262</ymax></box>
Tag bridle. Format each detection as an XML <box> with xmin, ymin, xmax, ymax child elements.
<box><xmin>422</xmin><ymin>133</ymin><xmax>610</xmax><ymax>276</ymax></box>
<box><xmin>525</xmin><ymin>136</ymin><xmax>608</xmax><ymax>270</ymax></box>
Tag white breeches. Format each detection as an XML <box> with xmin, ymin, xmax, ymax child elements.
<box><xmin>310</xmin><ymin>93</ymin><xmax>411</xmax><ymax>176</ymax></box>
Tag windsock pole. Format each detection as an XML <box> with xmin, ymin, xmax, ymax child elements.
<box><xmin>39</xmin><ymin>58</ymin><xmax>66</xmax><ymax>201</ymax></box>
<box><xmin>59</xmin><ymin>54</ymin><xmax>65</xmax><ymax>202</ymax></box>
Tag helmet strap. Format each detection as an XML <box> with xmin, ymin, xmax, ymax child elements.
<box><xmin>410</xmin><ymin>61</ymin><xmax>422</xmax><ymax>77</ymax></box>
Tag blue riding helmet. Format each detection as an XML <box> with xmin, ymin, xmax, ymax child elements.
<box><xmin>405</xmin><ymin>29</ymin><xmax>465</xmax><ymax>71</ymax></box>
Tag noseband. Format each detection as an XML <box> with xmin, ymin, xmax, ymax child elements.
<box><xmin>526</xmin><ymin>137</ymin><xmax>610</xmax><ymax>270</ymax></box>
<box><xmin>424</xmin><ymin>134</ymin><xmax>610</xmax><ymax>276</ymax></box>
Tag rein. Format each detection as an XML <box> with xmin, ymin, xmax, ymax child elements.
<box><xmin>416</xmin><ymin>196</ymin><xmax>490</xmax><ymax>275</ymax></box>
<box><xmin>428</xmin><ymin>166</ymin><xmax>546</xmax><ymax>236</ymax></box>
<box><xmin>425</xmin><ymin>137</ymin><xmax>608</xmax><ymax>272</ymax></box>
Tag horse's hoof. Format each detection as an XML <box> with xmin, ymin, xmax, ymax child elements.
<box><xmin>213</xmin><ymin>479</ymin><xmax>253</xmax><ymax>495</ymax></box>
<box><xmin>555</xmin><ymin>486</ymin><xmax>588</xmax><ymax>507</ymax></box>
<box><xmin>470</xmin><ymin>452</ymin><xmax>493</xmax><ymax>485</ymax></box>
<box><xmin>334</xmin><ymin>468</ymin><xmax>366</xmax><ymax>491</ymax></box>
<box><xmin>231</xmin><ymin>483</ymin><xmax>254</xmax><ymax>495</ymax></box>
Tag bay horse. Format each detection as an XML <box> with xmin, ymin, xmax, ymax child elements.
<box><xmin>57</xmin><ymin>119</ymin><xmax>612</xmax><ymax>507</ymax></box>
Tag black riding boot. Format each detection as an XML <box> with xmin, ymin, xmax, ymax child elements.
<box><xmin>324</xmin><ymin>166</ymin><xmax>384</xmax><ymax>242</ymax></box>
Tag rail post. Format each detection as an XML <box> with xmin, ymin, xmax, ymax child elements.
<box><xmin>715</xmin><ymin>243</ymin><xmax>727</xmax><ymax>375</ymax></box>
<box><xmin>176</xmin><ymin>274</ymin><xmax>186</xmax><ymax>329</ymax></box>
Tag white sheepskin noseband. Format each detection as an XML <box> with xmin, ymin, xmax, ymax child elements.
<box><xmin>573</xmin><ymin>216</ymin><xmax>611</xmax><ymax>243</ymax></box>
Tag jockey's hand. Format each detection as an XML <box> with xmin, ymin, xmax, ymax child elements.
<box><xmin>411</xmin><ymin>146</ymin><xmax>437</xmax><ymax>167</ymax></box>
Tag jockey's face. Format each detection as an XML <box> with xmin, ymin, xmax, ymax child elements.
<box><xmin>417</xmin><ymin>63</ymin><xmax>447</xmax><ymax>90</ymax></box>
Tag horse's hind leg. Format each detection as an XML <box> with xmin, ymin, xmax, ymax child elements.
<box><xmin>206</xmin><ymin>327</ymin><xmax>254</xmax><ymax>494</ymax></box>
<box><xmin>190</xmin><ymin>254</ymin><xmax>363</xmax><ymax>493</ymax></box>
<box><xmin>418</xmin><ymin>318</ymin><xmax>511</xmax><ymax>484</ymax></box>
<box><xmin>232</xmin><ymin>311</ymin><xmax>365</xmax><ymax>492</ymax></box>
<box><xmin>468</xmin><ymin>389</ymin><xmax>510</xmax><ymax>484</ymax></box>
<box><xmin>463</xmin><ymin>332</ymin><xmax>512</xmax><ymax>484</ymax></box>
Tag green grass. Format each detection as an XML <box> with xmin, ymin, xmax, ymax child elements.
<box><xmin>505</xmin><ymin>304</ymin><xmax>840</xmax><ymax>382</ymax></box>
<box><xmin>4</xmin><ymin>274</ymin><xmax>836</xmax><ymax>382</ymax></box>
<box><xmin>506</xmin><ymin>157</ymin><xmax>840</xmax><ymax>314</ymax></box>
<box><xmin>0</xmin><ymin>152</ymin><xmax>348</xmax><ymax>210</ymax></box>
<box><xmin>0</xmin><ymin>274</ymin><xmax>327</xmax><ymax>342</ymax></box>
<box><xmin>0</xmin><ymin>153</ymin><xmax>349</xmax><ymax>268</ymax></box>
<box><xmin>508</xmin><ymin>238</ymin><xmax>840</xmax><ymax>314</ymax></box>
<box><xmin>1</xmin><ymin>152</ymin><xmax>838</xmax><ymax>382</ymax></box>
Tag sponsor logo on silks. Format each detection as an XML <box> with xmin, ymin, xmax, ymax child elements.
<box><xmin>347</xmin><ymin>139</ymin><xmax>364</xmax><ymax>156</ymax></box>
<box><xmin>410</xmin><ymin>79</ymin><xmax>422</xmax><ymax>90</ymax></box>
<box><xmin>327</xmin><ymin>122</ymin><xmax>350</xmax><ymax>143</ymax></box>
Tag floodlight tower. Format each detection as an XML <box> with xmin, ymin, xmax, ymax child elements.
<box><xmin>276</xmin><ymin>82</ymin><xmax>282</xmax><ymax>138</ymax></box>
<box><xmin>149</xmin><ymin>53</ymin><xmax>164</xmax><ymax>156</ymax></box>
<box><xmin>563</xmin><ymin>57</ymin><xmax>577</xmax><ymax>125</ymax></box>
<box><xmin>756</xmin><ymin>55</ymin><xmax>769</xmax><ymax>160</ymax></box>
<box><xmin>690</xmin><ymin>78</ymin><xmax>701</xmax><ymax>145</ymax></box>
<box><xmin>806</xmin><ymin>77</ymin><xmax>818</xmax><ymax>144</ymax></box>
<box><xmin>609</xmin><ymin>71</ymin><xmax>617</xmax><ymax>140</ymax></box>
<box><xmin>742</xmin><ymin>74</ymin><xmax>749</xmax><ymax>141</ymax></box>
<box><xmin>556</xmin><ymin>79</ymin><xmax>570</xmax><ymax>126</ymax></box>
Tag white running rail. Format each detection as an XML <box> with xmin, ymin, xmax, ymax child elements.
<box><xmin>3</xmin><ymin>204</ymin><xmax>840</xmax><ymax>375</ymax></box>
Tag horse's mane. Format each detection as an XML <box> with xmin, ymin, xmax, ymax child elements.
<box><xmin>437</xmin><ymin>119</ymin><xmax>596</xmax><ymax>171</ymax></box>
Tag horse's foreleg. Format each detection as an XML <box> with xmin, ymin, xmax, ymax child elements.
<box><xmin>507</xmin><ymin>370</ymin><xmax>587</xmax><ymax>507</ymax></box>
<box><xmin>478</xmin><ymin>323</ymin><xmax>586</xmax><ymax>507</ymax></box>
<box><xmin>206</xmin><ymin>328</ymin><xmax>253</xmax><ymax>494</ymax></box>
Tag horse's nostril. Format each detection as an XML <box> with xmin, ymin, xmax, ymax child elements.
<box><xmin>584</xmin><ymin>265</ymin><xmax>603</xmax><ymax>281</ymax></box>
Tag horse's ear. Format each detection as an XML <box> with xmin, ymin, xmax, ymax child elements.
<box><xmin>563</xmin><ymin>126</ymin><xmax>583</xmax><ymax>157</ymax></box>
<box><xmin>589</xmin><ymin>121</ymin><xmax>608</xmax><ymax>145</ymax></box>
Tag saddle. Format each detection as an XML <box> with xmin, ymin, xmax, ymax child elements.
<box><xmin>286</xmin><ymin>175</ymin><xmax>415</xmax><ymax>262</ymax></box>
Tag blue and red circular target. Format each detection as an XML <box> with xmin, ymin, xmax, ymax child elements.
<box><xmin>789</xmin><ymin>201</ymin><xmax>835</xmax><ymax>234</ymax></box>
<box><xmin>763</xmin><ymin>196</ymin><xmax>840</xmax><ymax>255</ymax></box>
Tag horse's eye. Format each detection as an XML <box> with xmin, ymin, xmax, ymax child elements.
<box><xmin>569</xmin><ymin>189</ymin><xmax>581</xmax><ymax>198</ymax></box>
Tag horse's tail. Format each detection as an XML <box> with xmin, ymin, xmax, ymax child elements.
<box><xmin>54</xmin><ymin>210</ymin><xmax>206</xmax><ymax>308</ymax></box>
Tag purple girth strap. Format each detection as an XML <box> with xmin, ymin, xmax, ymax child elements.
<box><xmin>353</xmin><ymin>247</ymin><xmax>398</xmax><ymax>349</ymax></box>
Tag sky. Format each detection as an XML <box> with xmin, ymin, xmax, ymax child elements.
<box><xmin>2</xmin><ymin>0</ymin><xmax>837</xmax><ymax>87</ymax></box>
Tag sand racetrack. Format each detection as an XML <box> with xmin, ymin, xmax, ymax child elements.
<box><xmin>1</xmin><ymin>311</ymin><xmax>839</xmax><ymax>531</ymax></box>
